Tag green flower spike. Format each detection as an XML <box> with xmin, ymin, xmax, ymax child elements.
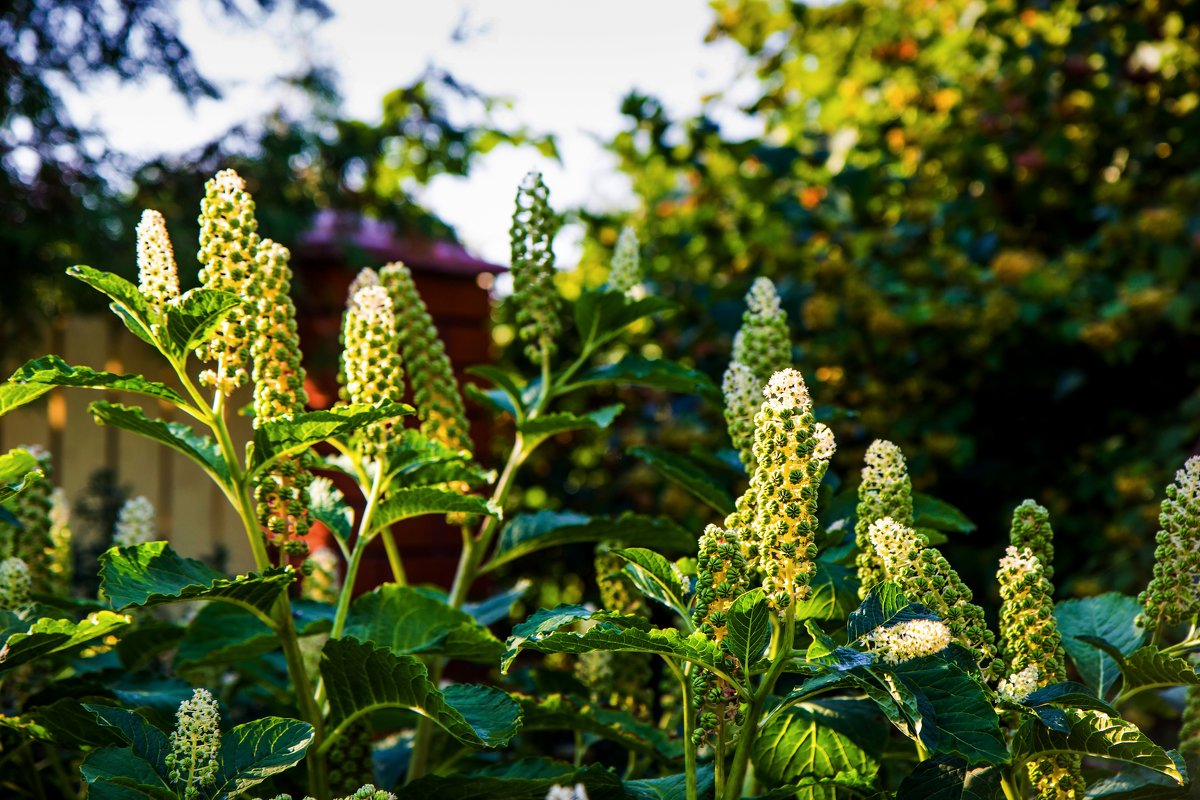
<box><xmin>1139</xmin><ymin>456</ymin><xmax>1200</xmax><ymax>631</ymax></box>
<box><xmin>166</xmin><ymin>688</ymin><xmax>220</xmax><ymax>799</ymax></box>
<box><xmin>339</xmin><ymin>284</ymin><xmax>405</xmax><ymax>459</ymax></box>
<box><xmin>113</xmin><ymin>496</ymin><xmax>157</xmax><ymax>548</ymax></box>
<box><xmin>0</xmin><ymin>446</ymin><xmax>55</xmax><ymax>590</ymax></box>
<box><xmin>722</xmin><ymin>360</ymin><xmax>759</xmax><ymax>472</ymax></box>
<box><xmin>608</xmin><ymin>225</ymin><xmax>642</xmax><ymax>294</ymax></box>
<box><xmin>379</xmin><ymin>262</ymin><xmax>471</xmax><ymax>454</ymax></box>
<box><xmin>731</xmin><ymin>277</ymin><xmax>791</xmax><ymax>386</ymax></box>
<box><xmin>135</xmin><ymin>209</ymin><xmax>180</xmax><ymax>322</ymax></box>
<box><xmin>0</xmin><ymin>557</ymin><xmax>32</xmax><ymax>614</ymax></box>
<box><xmin>855</xmin><ymin>439</ymin><xmax>914</xmax><ymax>599</ymax></box>
<box><xmin>510</xmin><ymin>170</ymin><xmax>561</xmax><ymax>363</ymax></box>
<box><xmin>1010</xmin><ymin>500</ymin><xmax>1057</xmax><ymax>582</ymax></box>
<box><xmin>751</xmin><ymin>369</ymin><xmax>834</xmax><ymax>613</ymax></box>
<box><xmin>196</xmin><ymin>169</ymin><xmax>262</xmax><ymax>395</ymax></box>
<box><xmin>868</xmin><ymin>517</ymin><xmax>997</xmax><ymax>673</ymax></box>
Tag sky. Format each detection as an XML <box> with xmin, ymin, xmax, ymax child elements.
<box><xmin>63</xmin><ymin>1</ymin><xmax>754</xmax><ymax>268</ymax></box>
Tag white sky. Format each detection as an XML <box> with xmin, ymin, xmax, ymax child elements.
<box><xmin>63</xmin><ymin>0</ymin><xmax>756</xmax><ymax>267</ymax></box>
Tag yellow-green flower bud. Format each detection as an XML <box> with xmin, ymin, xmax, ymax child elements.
<box><xmin>251</xmin><ymin>239</ymin><xmax>307</xmax><ymax>425</ymax></box>
<box><xmin>196</xmin><ymin>169</ymin><xmax>261</xmax><ymax>395</ymax></box>
<box><xmin>328</xmin><ymin>719</ymin><xmax>376</xmax><ymax>798</ymax></box>
<box><xmin>997</xmin><ymin>546</ymin><xmax>1066</xmax><ymax>683</ymax></box>
<box><xmin>751</xmin><ymin>369</ymin><xmax>833</xmax><ymax>613</ymax></box>
<box><xmin>379</xmin><ymin>262</ymin><xmax>471</xmax><ymax>454</ymax></box>
<box><xmin>1010</xmin><ymin>500</ymin><xmax>1057</xmax><ymax>582</ymax></box>
<box><xmin>136</xmin><ymin>209</ymin><xmax>180</xmax><ymax>320</ymax></box>
<box><xmin>863</xmin><ymin>618</ymin><xmax>951</xmax><ymax>665</ymax></box>
<box><xmin>167</xmin><ymin>688</ymin><xmax>220</xmax><ymax>798</ymax></box>
<box><xmin>723</xmin><ymin>361</ymin><xmax>759</xmax><ymax>472</ymax></box>
<box><xmin>510</xmin><ymin>171</ymin><xmax>561</xmax><ymax>363</ymax></box>
<box><xmin>339</xmin><ymin>285</ymin><xmax>405</xmax><ymax>458</ymax></box>
<box><xmin>868</xmin><ymin>517</ymin><xmax>996</xmax><ymax>672</ymax></box>
<box><xmin>731</xmin><ymin>278</ymin><xmax>791</xmax><ymax>386</ymax></box>
<box><xmin>113</xmin><ymin>496</ymin><xmax>157</xmax><ymax>548</ymax></box>
<box><xmin>608</xmin><ymin>226</ymin><xmax>641</xmax><ymax>294</ymax></box>
<box><xmin>1139</xmin><ymin>456</ymin><xmax>1200</xmax><ymax>630</ymax></box>
<box><xmin>0</xmin><ymin>557</ymin><xmax>32</xmax><ymax>613</ymax></box>
<box><xmin>855</xmin><ymin>440</ymin><xmax>914</xmax><ymax>598</ymax></box>
<box><xmin>692</xmin><ymin>525</ymin><xmax>750</xmax><ymax>646</ymax></box>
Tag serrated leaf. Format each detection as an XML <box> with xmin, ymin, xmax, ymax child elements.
<box><xmin>894</xmin><ymin>657</ymin><xmax>1008</xmax><ymax>766</ymax></box>
<box><xmin>912</xmin><ymin>493</ymin><xmax>976</xmax><ymax>534</ymax></box>
<box><xmin>321</xmin><ymin>637</ymin><xmax>521</xmax><ymax>749</ymax></box>
<box><xmin>464</xmin><ymin>383</ymin><xmax>519</xmax><ymax>419</ymax></box>
<box><xmin>573</xmin><ymin>289</ymin><xmax>674</xmax><ymax>352</ymax></box>
<box><xmin>726</xmin><ymin>589</ymin><xmax>772</xmax><ymax>668</ymax></box>
<box><xmin>518</xmin><ymin>695</ymin><xmax>682</xmax><ymax>760</ymax></box>
<box><xmin>385</xmin><ymin>428</ymin><xmax>488</xmax><ymax>486</ymax></box>
<box><xmin>80</xmin><ymin>747</ymin><xmax>171</xmax><ymax>793</ymax></box>
<box><xmin>0</xmin><ymin>447</ymin><xmax>43</xmax><ymax>504</ymax></box>
<box><xmin>565</xmin><ymin>355</ymin><xmax>720</xmax><ymax>404</ymax></box>
<box><xmin>0</xmin><ymin>380</ymin><xmax>54</xmax><ymax>416</ymax></box>
<box><xmin>896</xmin><ymin>755</ymin><xmax>1002</xmax><ymax>800</ymax></box>
<box><xmin>485</xmin><ymin>511</ymin><xmax>695</xmax><ymax>572</ymax></box>
<box><xmin>99</xmin><ymin>541</ymin><xmax>293</xmax><ymax>621</ymax></box>
<box><xmin>1055</xmin><ymin>593</ymin><xmax>1145</xmax><ymax>696</ymax></box>
<box><xmin>67</xmin><ymin>265</ymin><xmax>156</xmax><ymax>347</ymax></box>
<box><xmin>208</xmin><ymin>716</ymin><xmax>314</xmax><ymax>799</ymax></box>
<box><xmin>1023</xmin><ymin>681</ymin><xmax>1118</xmax><ymax>716</ymax></box>
<box><xmin>86</xmin><ymin>781</ymin><xmax>177</xmax><ymax>800</ymax></box>
<box><xmin>1012</xmin><ymin>710</ymin><xmax>1184</xmax><ymax>784</ymax></box>
<box><xmin>1085</xmin><ymin>757</ymin><xmax>1191</xmax><ymax>799</ymax></box>
<box><xmin>161</xmin><ymin>288</ymin><xmax>240</xmax><ymax>356</ymax></box>
<box><xmin>344</xmin><ymin>584</ymin><xmax>504</xmax><ymax>663</ymax></box>
<box><xmin>90</xmin><ymin>402</ymin><xmax>229</xmax><ymax>482</ymax></box>
<box><xmin>518</xmin><ymin>404</ymin><xmax>623</xmax><ymax>449</ymax></box>
<box><xmin>626</xmin><ymin>767</ymin><xmax>716</xmax><ymax>800</ymax></box>
<box><xmin>84</xmin><ymin>705</ymin><xmax>171</xmax><ymax>779</ymax></box>
<box><xmin>372</xmin><ymin>487</ymin><xmax>495</xmax><ymax>531</ymax></box>
<box><xmin>846</xmin><ymin>583</ymin><xmax>940</xmax><ymax>643</ymax></box>
<box><xmin>752</xmin><ymin>697</ymin><xmax>885</xmax><ymax>788</ymax></box>
<box><xmin>10</xmin><ymin>355</ymin><xmax>186</xmax><ymax>405</ymax></box>
<box><xmin>610</xmin><ymin>547</ymin><xmax>690</xmax><ymax>618</ymax></box>
<box><xmin>250</xmin><ymin>402</ymin><xmax>412</xmax><ymax>475</ymax></box>
<box><xmin>465</xmin><ymin>365</ymin><xmax>527</xmax><ymax>420</ymax></box>
<box><xmin>0</xmin><ymin>611</ymin><xmax>131</xmax><ymax>674</ymax></box>
<box><xmin>629</xmin><ymin>445</ymin><xmax>735</xmax><ymax>515</ymax></box>
<box><xmin>1113</xmin><ymin>645</ymin><xmax>1200</xmax><ymax>701</ymax></box>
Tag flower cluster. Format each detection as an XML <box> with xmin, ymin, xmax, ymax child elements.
<box><xmin>867</xmin><ymin>517</ymin><xmax>997</xmax><ymax>672</ymax></box>
<box><xmin>730</xmin><ymin>278</ymin><xmax>791</xmax><ymax>386</ymax></box>
<box><xmin>0</xmin><ymin>557</ymin><xmax>32</xmax><ymax>614</ymax></box>
<box><xmin>328</xmin><ymin>719</ymin><xmax>376</xmax><ymax>798</ymax></box>
<box><xmin>545</xmin><ymin>784</ymin><xmax>589</xmax><ymax>800</ymax></box>
<box><xmin>997</xmin><ymin>664</ymin><xmax>1040</xmax><ymax>704</ymax></box>
<box><xmin>722</xmin><ymin>361</ymin><xmax>759</xmax><ymax>471</ymax></box>
<box><xmin>196</xmin><ymin>169</ymin><xmax>261</xmax><ymax>395</ymax></box>
<box><xmin>113</xmin><ymin>496</ymin><xmax>157</xmax><ymax>548</ymax></box>
<box><xmin>379</xmin><ymin>262</ymin><xmax>471</xmax><ymax>454</ymax></box>
<box><xmin>608</xmin><ymin>225</ymin><xmax>641</xmax><ymax>293</ymax></box>
<box><xmin>864</xmin><ymin>618</ymin><xmax>951</xmax><ymax>665</ymax></box>
<box><xmin>303</xmin><ymin>546</ymin><xmax>341</xmax><ymax>604</ymax></box>
<box><xmin>1139</xmin><ymin>456</ymin><xmax>1200</xmax><ymax>630</ymax></box>
<box><xmin>339</xmin><ymin>283</ymin><xmax>405</xmax><ymax>459</ymax></box>
<box><xmin>166</xmin><ymin>688</ymin><xmax>221</xmax><ymax>798</ymax></box>
<box><xmin>510</xmin><ymin>170</ymin><xmax>561</xmax><ymax>362</ymax></box>
<box><xmin>135</xmin><ymin>209</ymin><xmax>180</xmax><ymax>320</ymax></box>
<box><xmin>855</xmin><ymin>440</ymin><xmax>913</xmax><ymax>598</ymax></box>
<box><xmin>751</xmin><ymin>369</ymin><xmax>834</xmax><ymax>613</ymax></box>
<box><xmin>1009</xmin><ymin>499</ymin><xmax>1057</xmax><ymax>582</ymax></box>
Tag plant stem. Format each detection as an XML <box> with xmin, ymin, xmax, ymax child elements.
<box><xmin>379</xmin><ymin>529</ymin><xmax>407</xmax><ymax>586</ymax></box>
<box><xmin>714</xmin><ymin>716</ymin><xmax>727</xmax><ymax>800</ymax></box>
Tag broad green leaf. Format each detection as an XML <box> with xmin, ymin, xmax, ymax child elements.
<box><xmin>1055</xmin><ymin>593</ymin><xmax>1145</xmax><ymax>696</ymax></box>
<box><xmin>1022</xmin><ymin>681</ymin><xmax>1118</xmax><ymax>716</ymax></box>
<box><xmin>161</xmin><ymin>288</ymin><xmax>240</xmax><ymax>356</ymax></box>
<box><xmin>846</xmin><ymin>583</ymin><xmax>939</xmax><ymax>643</ymax></box>
<box><xmin>344</xmin><ymin>584</ymin><xmax>504</xmax><ymax>663</ymax></box>
<box><xmin>0</xmin><ymin>447</ymin><xmax>43</xmax><ymax>504</ymax></box>
<box><xmin>1012</xmin><ymin>710</ymin><xmax>1184</xmax><ymax>784</ymax></box>
<box><xmin>463</xmin><ymin>581</ymin><xmax>531</xmax><ymax>626</ymax></box>
<box><xmin>484</xmin><ymin>510</ymin><xmax>695</xmax><ymax>572</ymax></box>
<box><xmin>564</xmin><ymin>356</ymin><xmax>720</xmax><ymax>405</ymax></box>
<box><xmin>752</xmin><ymin>697</ymin><xmax>885</xmax><ymax>788</ymax></box>
<box><xmin>384</xmin><ymin>428</ymin><xmax>488</xmax><ymax>485</ymax></box>
<box><xmin>610</xmin><ymin>547</ymin><xmax>690</xmax><ymax>618</ymax></box>
<box><xmin>90</xmin><ymin>403</ymin><xmax>229</xmax><ymax>482</ymax></box>
<box><xmin>912</xmin><ymin>493</ymin><xmax>976</xmax><ymax>534</ymax></box>
<box><xmin>176</xmin><ymin>603</ymin><xmax>276</xmax><ymax>674</ymax></box>
<box><xmin>372</xmin><ymin>487</ymin><xmax>495</xmax><ymax>530</ymax></box>
<box><xmin>518</xmin><ymin>404</ymin><xmax>623</xmax><ymax>449</ymax></box>
<box><xmin>629</xmin><ymin>445</ymin><xmax>735</xmax><ymax>516</ymax></box>
<box><xmin>308</xmin><ymin>477</ymin><xmax>353</xmax><ymax>547</ymax></box>
<box><xmin>86</xmin><ymin>782</ymin><xmax>176</xmax><ymax>800</ymax></box>
<box><xmin>0</xmin><ymin>380</ymin><xmax>53</xmax><ymax>416</ymax></box>
<box><xmin>321</xmin><ymin>637</ymin><xmax>521</xmax><ymax>749</ymax></box>
<box><xmin>726</xmin><ymin>588</ymin><xmax>771</xmax><ymax>668</ymax></box>
<box><xmin>84</xmin><ymin>705</ymin><xmax>171</xmax><ymax>779</ymax></box>
<box><xmin>0</xmin><ymin>697</ymin><xmax>122</xmax><ymax>748</ymax></box>
<box><xmin>750</xmin><ymin>773</ymin><xmax>876</xmax><ymax>800</ymax></box>
<box><xmin>573</xmin><ymin>289</ymin><xmax>674</xmax><ymax>351</ymax></box>
<box><xmin>10</xmin><ymin>355</ymin><xmax>186</xmax><ymax>405</ymax></box>
<box><xmin>464</xmin><ymin>383</ymin><xmax>519</xmax><ymax>419</ymax></box>
<box><xmin>1113</xmin><ymin>645</ymin><xmax>1200</xmax><ymax>701</ymax></box>
<box><xmin>464</xmin><ymin>364</ymin><xmax>528</xmax><ymax>419</ymax></box>
<box><xmin>518</xmin><ymin>695</ymin><xmax>682</xmax><ymax>760</ymax></box>
<box><xmin>80</xmin><ymin>747</ymin><xmax>171</xmax><ymax>794</ymax></box>
<box><xmin>1085</xmin><ymin>757</ymin><xmax>1190</xmax><ymax>799</ymax></box>
<box><xmin>793</xmin><ymin>560</ymin><xmax>860</xmax><ymax>623</ymax></box>
<box><xmin>0</xmin><ymin>611</ymin><xmax>131</xmax><ymax>674</ymax></box>
<box><xmin>67</xmin><ymin>265</ymin><xmax>156</xmax><ymax>347</ymax></box>
<box><xmin>208</xmin><ymin>716</ymin><xmax>315</xmax><ymax>799</ymax></box>
<box><xmin>626</xmin><ymin>766</ymin><xmax>716</xmax><ymax>800</ymax></box>
<box><xmin>249</xmin><ymin>402</ymin><xmax>412</xmax><ymax>475</ymax></box>
<box><xmin>397</xmin><ymin>764</ymin><xmax>625</xmax><ymax>800</ymax></box>
<box><xmin>894</xmin><ymin>657</ymin><xmax>1008</xmax><ymax>766</ymax></box>
<box><xmin>98</xmin><ymin>541</ymin><xmax>293</xmax><ymax>621</ymax></box>
<box><xmin>116</xmin><ymin>622</ymin><xmax>186</xmax><ymax>671</ymax></box>
<box><xmin>895</xmin><ymin>755</ymin><xmax>1001</xmax><ymax>800</ymax></box>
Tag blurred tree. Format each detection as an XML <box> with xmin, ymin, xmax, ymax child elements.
<box><xmin>581</xmin><ymin>0</ymin><xmax>1200</xmax><ymax>593</ymax></box>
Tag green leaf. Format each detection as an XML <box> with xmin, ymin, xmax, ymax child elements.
<box><xmin>80</xmin><ymin>747</ymin><xmax>171</xmax><ymax>794</ymax></box>
<box><xmin>752</xmin><ymin>697</ymin><xmax>885</xmax><ymax>788</ymax></box>
<box><xmin>846</xmin><ymin>583</ymin><xmax>938</xmax><ymax>643</ymax></box>
<box><xmin>1012</xmin><ymin>710</ymin><xmax>1184</xmax><ymax>784</ymax></box>
<box><xmin>518</xmin><ymin>404</ymin><xmax>623</xmax><ymax>449</ymax></box>
<box><xmin>84</xmin><ymin>705</ymin><xmax>171</xmax><ymax>779</ymax></box>
<box><xmin>912</xmin><ymin>493</ymin><xmax>976</xmax><ymax>534</ymax></box>
<box><xmin>372</xmin><ymin>487</ymin><xmax>495</xmax><ymax>530</ymax></box>
<box><xmin>726</xmin><ymin>588</ymin><xmax>771</xmax><ymax>668</ymax></box>
<box><xmin>565</xmin><ymin>355</ymin><xmax>720</xmax><ymax>405</ymax></box>
<box><xmin>321</xmin><ymin>637</ymin><xmax>521</xmax><ymax>749</ymax></box>
<box><xmin>0</xmin><ymin>611</ymin><xmax>131</xmax><ymax>674</ymax></box>
<box><xmin>10</xmin><ymin>355</ymin><xmax>186</xmax><ymax>405</ymax></box>
<box><xmin>518</xmin><ymin>694</ymin><xmax>682</xmax><ymax>760</ymax></box>
<box><xmin>1055</xmin><ymin>593</ymin><xmax>1145</xmax><ymax>696</ymax></box>
<box><xmin>0</xmin><ymin>380</ymin><xmax>54</xmax><ymax>416</ymax></box>
<box><xmin>175</xmin><ymin>603</ymin><xmax>276</xmax><ymax>674</ymax></box>
<box><xmin>98</xmin><ymin>541</ymin><xmax>293</xmax><ymax>621</ymax></box>
<box><xmin>464</xmin><ymin>365</ymin><xmax>527</xmax><ymax>420</ymax></box>
<box><xmin>793</xmin><ymin>560</ymin><xmax>860</xmax><ymax>623</ymax></box>
<box><xmin>67</xmin><ymin>265</ymin><xmax>156</xmax><ymax>347</ymax></box>
<box><xmin>344</xmin><ymin>584</ymin><xmax>504</xmax><ymax>663</ymax></box>
<box><xmin>385</xmin><ymin>428</ymin><xmax>488</xmax><ymax>485</ymax></box>
<box><xmin>463</xmin><ymin>582</ymin><xmax>531</xmax><ymax>626</ymax></box>
<box><xmin>160</xmin><ymin>288</ymin><xmax>240</xmax><ymax>356</ymax></box>
<box><xmin>308</xmin><ymin>477</ymin><xmax>353</xmax><ymax>547</ymax></box>
<box><xmin>1085</xmin><ymin>757</ymin><xmax>1191</xmax><ymax>799</ymax></box>
<box><xmin>1023</xmin><ymin>681</ymin><xmax>1118</xmax><ymax>716</ymax></box>
<box><xmin>90</xmin><ymin>402</ymin><xmax>229</xmax><ymax>482</ymax></box>
<box><xmin>86</xmin><ymin>782</ymin><xmax>176</xmax><ymax>800</ymax></box>
<box><xmin>894</xmin><ymin>657</ymin><xmax>1008</xmax><ymax>766</ymax></box>
<box><xmin>1113</xmin><ymin>645</ymin><xmax>1200</xmax><ymax>701</ymax></box>
<box><xmin>610</xmin><ymin>547</ymin><xmax>690</xmax><ymax>618</ymax></box>
<box><xmin>464</xmin><ymin>383</ymin><xmax>519</xmax><ymax>419</ymax></box>
<box><xmin>397</xmin><ymin>764</ymin><xmax>626</xmax><ymax>800</ymax></box>
<box><xmin>0</xmin><ymin>697</ymin><xmax>123</xmax><ymax>748</ymax></box>
<box><xmin>250</xmin><ymin>402</ymin><xmax>413</xmax><ymax>475</ymax></box>
<box><xmin>209</xmin><ymin>716</ymin><xmax>315</xmax><ymax>799</ymax></box>
<box><xmin>0</xmin><ymin>448</ymin><xmax>43</xmax><ymax>504</ymax></box>
<box><xmin>573</xmin><ymin>289</ymin><xmax>674</xmax><ymax>352</ymax></box>
<box><xmin>484</xmin><ymin>510</ymin><xmax>695</xmax><ymax>572</ymax></box>
<box><xmin>116</xmin><ymin>622</ymin><xmax>186</xmax><ymax>671</ymax></box>
<box><xmin>896</xmin><ymin>755</ymin><xmax>1001</xmax><ymax>800</ymax></box>
<box><xmin>629</xmin><ymin>445</ymin><xmax>735</xmax><ymax>516</ymax></box>
<box><xmin>626</xmin><ymin>767</ymin><xmax>716</xmax><ymax>800</ymax></box>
